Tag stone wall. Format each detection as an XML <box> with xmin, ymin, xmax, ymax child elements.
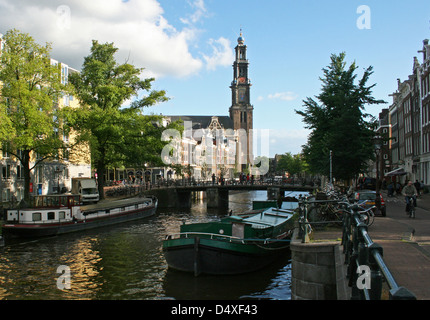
<box><xmin>290</xmin><ymin>229</ymin><xmax>349</xmax><ymax>300</ymax></box>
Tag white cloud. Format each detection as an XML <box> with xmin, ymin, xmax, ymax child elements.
<box><xmin>267</xmin><ymin>128</ymin><xmax>309</xmax><ymax>155</ymax></box>
<box><xmin>202</xmin><ymin>37</ymin><xmax>234</xmax><ymax>71</ymax></box>
<box><xmin>268</xmin><ymin>92</ymin><xmax>299</xmax><ymax>101</ymax></box>
<box><xmin>0</xmin><ymin>0</ymin><xmax>227</xmax><ymax>78</ymax></box>
<box><xmin>180</xmin><ymin>0</ymin><xmax>207</xmax><ymax>25</ymax></box>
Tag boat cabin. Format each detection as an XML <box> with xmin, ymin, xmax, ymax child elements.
<box><xmin>6</xmin><ymin>195</ymin><xmax>82</xmax><ymax>224</ymax></box>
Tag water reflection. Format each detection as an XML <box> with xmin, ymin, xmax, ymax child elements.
<box><xmin>163</xmin><ymin>253</ymin><xmax>292</xmax><ymax>300</ymax></box>
<box><xmin>0</xmin><ymin>190</ymin><xmax>304</xmax><ymax>300</ymax></box>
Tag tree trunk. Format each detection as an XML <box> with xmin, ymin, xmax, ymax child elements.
<box><xmin>96</xmin><ymin>159</ymin><xmax>106</xmax><ymax>200</ymax></box>
<box><xmin>22</xmin><ymin>150</ymin><xmax>32</xmax><ymax>207</ymax></box>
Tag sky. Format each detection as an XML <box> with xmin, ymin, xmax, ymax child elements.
<box><xmin>1</xmin><ymin>0</ymin><xmax>430</xmax><ymax>157</ymax></box>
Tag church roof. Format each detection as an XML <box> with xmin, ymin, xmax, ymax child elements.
<box><xmin>166</xmin><ymin>115</ymin><xmax>234</xmax><ymax>130</ymax></box>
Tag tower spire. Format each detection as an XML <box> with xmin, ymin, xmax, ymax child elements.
<box><xmin>229</xmin><ymin>29</ymin><xmax>253</xmax><ymax>169</ymax></box>
<box><xmin>237</xmin><ymin>28</ymin><xmax>245</xmax><ymax>45</ymax></box>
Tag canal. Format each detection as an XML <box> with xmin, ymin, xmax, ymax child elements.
<box><xmin>0</xmin><ymin>190</ymin><xmax>305</xmax><ymax>300</ymax></box>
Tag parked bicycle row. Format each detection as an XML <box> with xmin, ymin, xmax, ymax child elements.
<box><xmin>298</xmin><ymin>187</ymin><xmax>382</xmax><ymax>229</ymax></box>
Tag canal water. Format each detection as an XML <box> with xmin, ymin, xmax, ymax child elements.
<box><xmin>0</xmin><ymin>190</ymin><xmax>305</xmax><ymax>300</ymax></box>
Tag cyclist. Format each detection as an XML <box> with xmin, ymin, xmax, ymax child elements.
<box><xmin>402</xmin><ymin>180</ymin><xmax>418</xmax><ymax>215</ymax></box>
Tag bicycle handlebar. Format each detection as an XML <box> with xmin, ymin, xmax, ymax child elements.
<box><xmin>357</xmin><ymin>206</ymin><xmax>376</xmax><ymax>214</ymax></box>
<box><xmin>334</xmin><ymin>201</ymin><xmax>375</xmax><ymax>215</ymax></box>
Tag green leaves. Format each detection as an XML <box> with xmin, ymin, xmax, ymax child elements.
<box><xmin>65</xmin><ymin>40</ymin><xmax>170</xmax><ymax>197</ymax></box>
<box><xmin>276</xmin><ymin>152</ymin><xmax>305</xmax><ymax>176</ymax></box>
<box><xmin>0</xmin><ymin>29</ymin><xmax>66</xmax><ymax>149</ymax></box>
<box><xmin>295</xmin><ymin>52</ymin><xmax>385</xmax><ymax>181</ymax></box>
<box><xmin>0</xmin><ymin>29</ymin><xmax>70</xmax><ymax>202</ymax></box>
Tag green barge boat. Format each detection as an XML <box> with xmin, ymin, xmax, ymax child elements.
<box><xmin>163</xmin><ymin>206</ymin><xmax>297</xmax><ymax>276</ymax></box>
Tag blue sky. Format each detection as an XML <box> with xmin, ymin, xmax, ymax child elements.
<box><xmin>151</xmin><ymin>0</ymin><xmax>430</xmax><ymax>156</ymax></box>
<box><xmin>1</xmin><ymin>0</ymin><xmax>430</xmax><ymax>157</ymax></box>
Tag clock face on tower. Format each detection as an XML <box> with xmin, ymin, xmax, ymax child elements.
<box><xmin>239</xmin><ymin>89</ymin><xmax>246</xmax><ymax>102</ymax></box>
<box><xmin>239</xmin><ymin>77</ymin><xmax>246</xmax><ymax>84</ymax></box>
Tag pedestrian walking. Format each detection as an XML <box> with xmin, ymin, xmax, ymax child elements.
<box><xmin>387</xmin><ymin>182</ymin><xmax>394</xmax><ymax>197</ymax></box>
<box><xmin>414</xmin><ymin>180</ymin><xmax>421</xmax><ymax>196</ymax></box>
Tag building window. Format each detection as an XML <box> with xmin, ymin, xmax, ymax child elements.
<box><xmin>2</xmin><ymin>189</ymin><xmax>11</xmax><ymax>202</ymax></box>
<box><xmin>36</xmin><ymin>166</ymin><xmax>43</xmax><ymax>184</ymax></box>
<box><xmin>2</xmin><ymin>164</ymin><xmax>11</xmax><ymax>179</ymax></box>
<box><xmin>2</xmin><ymin>148</ymin><xmax>9</xmax><ymax>159</ymax></box>
<box><xmin>17</xmin><ymin>165</ymin><xmax>24</xmax><ymax>180</ymax></box>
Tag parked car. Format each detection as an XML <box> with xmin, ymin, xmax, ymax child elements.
<box><xmin>353</xmin><ymin>190</ymin><xmax>386</xmax><ymax>217</ymax></box>
<box><xmin>359</xmin><ymin>177</ymin><xmax>377</xmax><ymax>190</ymax></box>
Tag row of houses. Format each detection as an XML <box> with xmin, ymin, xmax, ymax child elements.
<box><xmin>374</xmin><ymin>39</ymin><xmax>430</xmax><ymax>185</ymax></box>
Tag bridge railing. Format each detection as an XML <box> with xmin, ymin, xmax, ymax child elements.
<box><xmin>104</xmin><ymin>178</ymin><xmax>316</xmax><ymax>197</ymax></box>
<box><xmin>298</xmin><ymin>196</ymin><xmax>417</xmax><ymax>300</ymax></box>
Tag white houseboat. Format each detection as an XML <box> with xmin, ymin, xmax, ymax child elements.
<box><xmin>2</xmin><ymin>194</ymin><xmax>158</xmax><ymax>238</ymax></box>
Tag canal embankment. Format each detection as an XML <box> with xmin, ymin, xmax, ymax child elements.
<box><xmin>291</xmin><ymin>191</ymin><xmax>430</xmax><ymax>300</ymax></box>
<box><xmin>290</xmin><ymin>225</ymin><xmax>350</xmax><ymax>300</ymax></box>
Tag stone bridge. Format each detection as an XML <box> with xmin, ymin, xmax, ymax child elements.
<box><xmin>143</xmin><ymin>184</ymin><xmax>315</xmax><ymax>208</ymax></box>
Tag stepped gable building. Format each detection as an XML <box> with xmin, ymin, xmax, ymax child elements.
<box><xmin>163</xmin><ymin>31</ymin><xmax>255</xmax><ymax>179</ymax></box>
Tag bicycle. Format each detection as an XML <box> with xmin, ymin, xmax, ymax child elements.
<box><xmin>406</xmin><ymin>196</ymin><xmax>416</xmax><ymax>218</ymax></box>
<box><xmin>356</xmin><ymin>200</ymin><xmax>375</xmax><ymax>226</ymax></box>
<box><xmin>334</xmin><ymin>200</ymin><xmax>375</xmax><ymax>227</ymax></box>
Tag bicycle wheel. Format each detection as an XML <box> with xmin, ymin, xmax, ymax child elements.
<box><xmin>307</xmin><ymin>205</ymin><xmax>326</xmax><ymax>230</ymax></box>
<box><xmin>316</xmin><ymin>206</ymin><xmax>330</xmax><ymax>224</ymax></box>
<box><xmin>410</xmin><ymin>206</ymin><xmax>415</xmax><ymax>218</ymax></box>
<box><xmin>333</xmin><ymin>210</ymin><xmax>344</xmax><ymax>227</ymax></box>
<box><xmin>359</xmin><ymin>212</ymin><xmax>374</xmax><ymax>226</ymax></box>
<box><xmin>367</xmin><ymin>211</ymin><xmax>375</xmax><ymax>226</ymax></box>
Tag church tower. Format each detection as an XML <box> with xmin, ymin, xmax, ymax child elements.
<box><xmin>229</xmin><ymin>31</ymin><xmax>253</xmax><ymax>168</ymax></box>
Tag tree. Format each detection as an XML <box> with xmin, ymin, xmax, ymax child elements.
<box><xmin>295</xmin><ymin>53</ymin><xmax>386</xmax><ymax>181</ymax></box>
<box><xmin>0</xmin><ymin>29</ymin><xmax>69</xmax><ymax>204</ymax></box>
<box><xmin>277</xmin><ymin>152</ymin><xmax>304</xmax><ymax>176</ymax></box>
<box><xmin>65</xmin><ymin>40</ymin><xmax>169</xmax><ymax>199</ymax></box>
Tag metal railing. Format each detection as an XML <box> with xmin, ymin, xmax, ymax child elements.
<box><xmin>298</xmin><ymin>196</ymin><xmax>417</xmax><ymax>300</ymax></box>
<box><xmin>165</xmin><ymin>232</ymin><xmax>292</xmax><ymax>244</ymax></box>
<box><xmin>342</xmin><ymin>204</ymin><xmax>416</xmax><ymax>300</ymax></box>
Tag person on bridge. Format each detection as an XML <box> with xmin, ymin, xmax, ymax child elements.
<box><xmin>402</xmin><ymin>180</ymin><xmax>418</xmax><ymax>213</ymax></box>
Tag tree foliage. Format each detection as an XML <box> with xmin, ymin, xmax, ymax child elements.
<box><xmin>276</xmin><ymin>152</ymin><xmax>306</xmax><ymax>176</ymax></box>
<box><xmin>0</xmin><ymin>29</ymin><xmax>69</xmax><ymax>203</ymax></box>
<box><xmin>64</xmin><ymin>40</ymin><xmax>171</xmax><ymax>198</ymax></box>
<box><xmin>295</xmin><ymin>53</ymin><xmax>386</xmax><ymax>181</ymax></box>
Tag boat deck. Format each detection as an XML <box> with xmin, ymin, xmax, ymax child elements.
<box><xmin>241</xmin><ymin>208</ymin><xmax>294</xmax><ymax>228</ymax></box>
<box><xmin>81</xmin><ymin>197</ymin><xmax>154</xmax><ymax>213</ymax></box>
